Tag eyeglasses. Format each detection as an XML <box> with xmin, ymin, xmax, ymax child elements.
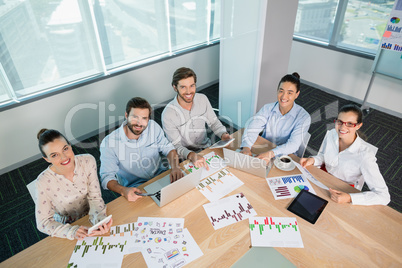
<box><xmin>334</xmin><ymin>119</ymin><xmax>358</xmax><ymax>128</ymax></box>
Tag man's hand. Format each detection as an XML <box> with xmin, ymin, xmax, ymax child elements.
<box><xmin>123</xmin><ymin>187</ymin><xmax>143</xmax><ymax>202</ymax></box>
<box><xmin>167</xmin><ymin>150</ymin><xmax>184</xmax><ymax>182</ymax></box>
<box><xmin>256</xmin><ymin>150</ymin><xmax>275</xmax><ymax>164</ymax></box>
<box><xmin>188</xmin><ymin>152</ymin><xmax>209</xmax><ymax>170</ymax></box>
<box><xmin>240</xmin><ymin>147</ymin><xmax>252</xmax><ymax>156</ymax></box>
<box><xmin>170</xmin><ymin>167</ymin><xmax>184</xmax><ymax>183</ymax></box>
<box><xmin>300</xmin><ymin>157</ymin><xmax>315</xmax><ymax>168</ymax></box>
<box><xmin>329</xmin><ymin>188</ymin><xmax>352</xmax><ymax>204</ymax></box>
<box><xmin>221</xmin><ymin>133</ymin><xmax>231</xmax><ymax>141</ymax></box>
<box><xmin>88</xmin><ymin>218</ymin><xmax>113</xmax><ymax>237</ymax></box>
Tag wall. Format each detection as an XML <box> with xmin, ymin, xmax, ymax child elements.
<box><xmin>288</xmin><ymin>41</ymin><xmax>402</xmax><ymax>117</ymax></box>
<box><xmin>0</xmin><ymin>45</ymin><xmax>220</xmax><ymax>174</ymax></box>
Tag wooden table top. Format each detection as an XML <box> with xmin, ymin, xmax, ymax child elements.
<box><xmin>2</xmin><ymin>130</ymin><xmax>401</xmax><ymax>267</ymax></box>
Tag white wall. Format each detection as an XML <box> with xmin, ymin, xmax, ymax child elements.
<box><xmin>288</xmin><ymin>41</ymin><xmax>402</xmax><ymax>116</ymax></box>
<box><xmin>0</xmin><ymin>45</ymin><xmax>220</xmax><ymax>174</ymax></box>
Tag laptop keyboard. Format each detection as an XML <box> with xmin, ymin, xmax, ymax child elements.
<box><xmin>154</xmin><ymin>190</ymin><xmax>161</xmax><ymax>201</ymax></box>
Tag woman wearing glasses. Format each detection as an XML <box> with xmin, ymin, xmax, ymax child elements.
<box><xmin>300</xmin><ymin>104</ymin><xmax>390</xmax><ymax>206</ymax></box>
<box><xmin>35</xmin><ymin>129</ymin><xmax>112</xmax><ymax>240</ymax></box>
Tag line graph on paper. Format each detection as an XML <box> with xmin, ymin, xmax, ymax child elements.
<box><xmin>196</xmin><ymin>168</ymin><xmax>244</xmax><ymax>202</ymax></box>
<box><xmin>203</xmin><ymin>193</ymin><xmax>256</xmax><ymax>230</ymax></box>
<box><xmin>249</xmin><ymin>217</ymin><xmax>304</xmax><ymax>248</ymax></box>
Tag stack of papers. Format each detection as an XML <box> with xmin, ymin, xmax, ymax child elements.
<box><xmin>68</xmin><ymin>217</ymin><xmax>203</xmax><ymax>268</ymax></box>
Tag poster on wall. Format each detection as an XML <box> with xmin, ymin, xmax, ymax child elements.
<box><xmin>381</xmin><ymin>0</ymin><xmax>402</xmax><ymax>51</ymax></box>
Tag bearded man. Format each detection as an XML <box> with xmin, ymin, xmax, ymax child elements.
<box><xmin>100</xmin><ymin>97</ymin><xmax>182</xmax><ymax>202</ymax></box>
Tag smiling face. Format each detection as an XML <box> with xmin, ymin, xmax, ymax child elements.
<box><xmin>174</xmin><ymin>76</ymin><xmax>196</xmax><ymax>105</ymax></box>
<box><xmin>277</xmin><ymin>81</ymin><xmax>299</xmax><ymax>114</ymax></box>
<box><xmin>335</xmin><ymin>111</ymin><xmax>362</xmax><ymax>141</ymax></box>
<box><xmin>125</xmin><ymin>107</ymin><xmax>150</xmax><ymax>136</ymax></box>
<box><xmin>42</xmin><ymin>137</ymin><xmax>75</xmax><ymax>170</ymax></box>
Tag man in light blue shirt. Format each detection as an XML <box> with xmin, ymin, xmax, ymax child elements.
<box><xmin>100</xmin><ymin>97</ymin><xmax>183</xmax><ymax>202</ymax></box>
<box><xmin>241</xmin><ymin>73</ymin><xmax>311</xmax><ymax>163</ymax></box>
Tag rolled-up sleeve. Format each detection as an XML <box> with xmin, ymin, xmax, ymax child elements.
<box><xmin>349</xmin><ymin>154</ymin><xmax>391</xmax><ymax>206</ymax></box>
<box><xmin>312</xmin><ymin>130</ymin><xmax>329</xmax><ymax>167</ymax></box>
<box><xmin>241</xmin><ymin>105</ymin><xmax>270</xmax><ymax>149</ymax></box>
<box><xmin>272</xmin><ymin>112</ymin><xmax>311</xmax><ymax>156</ymax></box>
<box><xmin>85</xmin><ymin>155</ymin><xmax>108</xmax><ymax>225</ymax></box>
<box><xmin>162</xmin><ymin>106</ymin><xmax>192</xmax><ymax>159</ymax></box>
<box><xmin>36</xmin><ymin>178</ymin><xmax>80</xmax><ymax>240</ymax></box>
<box><xmin>203</xmin><ymin>94</ymin><xmax>227</xmax><ymax>139</ymax></box>
<box><xmin>99</xmin><ymin>137</ymin><xmax>120</xmax><ymax>190</ymax></box>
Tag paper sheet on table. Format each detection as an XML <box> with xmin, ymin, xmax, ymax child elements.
<box><xmin>196</xmin><ymin>168</ymin><xmax>244</xmax><ymax>202</ymax></box>
<box><xmin>68</xmin><ymin>236</ymin><xmax>129</xmax><ymax>267</ymax></box>
<box><xmin>249</xmin><ymin>217</ymin><xmax>304</xmax><ymax>248</ymax></box>
<box><xmin>184</xmin><ymin>151</ymin><xmax>226</xmax><ymax>179</ymax></box>
<box><xmin>293</xmin><ymin>161</ymin><xmax>329</xmax><ymax>190</ymax></box>
<box><xmin>141</xmin><ymin>228</ymin><xmax>203</xmax><ymax>268</ymax></box>
<box><xmin>203</xmin><ymin>193</ymin><xmax>257</xmax><ymax>230</ymax></box>
<box><xmin>266</xmin><ymin>174</ymin><xmax>316</xmax><ymax>200</ymax></box>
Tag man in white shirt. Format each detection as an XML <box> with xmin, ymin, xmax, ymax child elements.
<box><xmin>162</xmin><ymin>67</ymin><xmax>231</xmax><ymax>169</ymax></box>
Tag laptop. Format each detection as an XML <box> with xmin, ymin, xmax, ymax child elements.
<box><xmin>143</xmin><ymin>169</ymin><xmax>202</xmax><ymax>207</ymax></box>
<box><xmin>223</xmin><ymin>148</ymin><xmax>273</xmax><ymax>178</ymax></box>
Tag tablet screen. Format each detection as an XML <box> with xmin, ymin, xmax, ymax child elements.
<box><xmin>287</xmin><ymin>189</ymin><xmax>328</xmax><ymax>224</ymax></box>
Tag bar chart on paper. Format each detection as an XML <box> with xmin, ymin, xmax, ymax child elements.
<box><xmin>249</xmin><ymin>217</ymin><xmax>304</xmax><ymax>248</ymax></box>
<box><xmin>197</xmin><ymin>168</ymin><xmax>244</xmax><ymax>201</ymax></box>
<box><xmin>203</xmin><ymin>193</ymin><xmax>256</xmax><ymax>230</ymax></box>
<box><xmin>267</xmin><ymin>174</ymin><xmax>316</xmax><ymax>200</ymax></box>
<box><xmin>68</xmin><ymin>237</ymin><xmax>127</xmax><ymax>267</ymax></box>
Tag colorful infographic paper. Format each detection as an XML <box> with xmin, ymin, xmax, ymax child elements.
<box><xmin>141</xmin><ymin>228</ymin><xmax>203</xmax><ymax>268</ymax></box>
<box><xmin>249</xmin><ymin>217</ymin><xmax>304</xmax><ymax>248</ymax></box>
<box><xmin>266</xmin><ymin>174</ymin><xmax>316</xmax><ymax>200</ymax></box>
<box><xmin>197</xmin><ymin>168</ymin><xmax>244</xmax><ymax>202</ymax></box>
<box><xmin>203</xmin><ymin>193</ymin><xmax>257</xmax><ymax>230</ymax></box>
<box><xmin>184</xmin><ymin>151</ymin><xmax>226</xmax><ymax>179</ymax></box>
<box><xmin>381</xmin><ymin>0</ymin><xmax>402</xmax><ymax>50</ymax></box>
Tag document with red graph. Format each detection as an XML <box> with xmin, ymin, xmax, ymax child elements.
<box><xmin>203</xmin><ymin>193</ymin><xmax>256</xmax><ymax>230</ymax></box>
<box><xmin>249</xmin><ymin>217</ymin><xmax>304</xmax><ymax>248</ymax></box>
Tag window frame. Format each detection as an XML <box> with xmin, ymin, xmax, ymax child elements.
<box><xmin>0</xmin><ymin>0</ymin><xmax>220</xmax><ymax>111</ymax></box>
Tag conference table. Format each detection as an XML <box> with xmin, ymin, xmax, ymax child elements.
<box><xmin>2</xmin><ymin>130</ymin><xmax>402</xmax><ymax>267</ymax></box>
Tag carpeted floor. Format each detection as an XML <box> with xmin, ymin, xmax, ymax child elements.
<box><xmin>0</xmin><ymin>83</ymin><xmax>400</xmax><ymax>263</ymax></box>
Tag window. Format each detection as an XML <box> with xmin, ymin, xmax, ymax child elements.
<box><xmin>0</xmin><ymin>0</ymin><xmax>220</xmax><ymax>108</ymax></box>
<box><xmin>294</xmin><ymin>0</ymin><xmax>394</xmax><ymax>55</ymax></box>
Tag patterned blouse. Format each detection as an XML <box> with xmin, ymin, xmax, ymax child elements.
<box><xmin>35</xmin><ymin>154</ymin><xmax>107</xmax><ymax>240</ymax></box>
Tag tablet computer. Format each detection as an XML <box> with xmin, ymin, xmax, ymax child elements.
<box><xmin>287</xmin><ymin>189</ymin><xmax>328</xmax><ymax>224</ymax></box>
<box><xmin>88</xmin><ymin>215</ymin><xmax>112</xmax><ymax>234</ymax></box>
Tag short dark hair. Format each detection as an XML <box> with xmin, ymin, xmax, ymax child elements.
<box><xmin>171</xmin><ymin>67</ymin><xmax>197</xmax><ymax>87</ymax></box>
<box><xmin>339</xmin><ymin>103</ymin><xmax>363</xmax><ymax>124</ymax></box>
<box><xmin>125</xmin><ymin>97</ymin><xmax>152</xmax><ymax>117</ymax></box>
<box><xmin>277</xmin><ymin>72</ymin><xmax>301</xmax><ymax>92</ymax></box>
<box><xmin>37</xmin><ymin>129</ymin><xmax>70</xmax><ymax>158</ymax></box>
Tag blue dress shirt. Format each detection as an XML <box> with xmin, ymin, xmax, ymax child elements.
<box><xmin>241</xmin><ymin>102</ymin><xmax>311</xmax><ymax>156</ymax></box>
<box><xmin>100</xmin><ymin>120</ymin><xmax>175</xmax><ymax>189</ymax></box>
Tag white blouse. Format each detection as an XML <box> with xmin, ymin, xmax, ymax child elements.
<box><xmin>35</xmin><ymin>154</ymin><xmax>107</xmax><ymax>239</ymax></box>
<box><xmin>312</xmin><ymin>129</ymin><xmax>390</xmax><ymax>206</ymax></box>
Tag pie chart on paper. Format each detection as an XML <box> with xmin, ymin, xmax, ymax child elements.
<box><xmin>294</xmin><ymin>185</ymin><xmax>309</xmax><ymax>193</ymax></box>
<box><xmin>390</xmin><ymin>17</ymin><xmax>400</xmax><ymax>24</ymax></box>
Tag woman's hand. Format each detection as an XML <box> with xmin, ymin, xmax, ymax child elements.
<box><xmin>300</xmin><ymin>157</ymin><xmax>315</xmax><ymax>168</ymax></box>
<box><xmin>88</xmin><ymin>218</ymin><xmax>113</xmax><ymax>236</ymax></box>
<box><xmin>74</xmin><ymin>226</ymin><xmax>89</xmax><ymax>240</ymax></box>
